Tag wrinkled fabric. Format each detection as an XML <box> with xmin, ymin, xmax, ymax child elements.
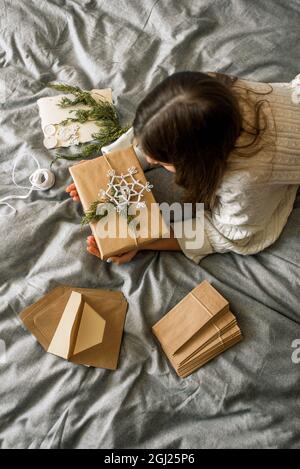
<box><xmin>0</xmin><ymin>0</ymin><xmax>300</xmax><ymax>449</ymax></box>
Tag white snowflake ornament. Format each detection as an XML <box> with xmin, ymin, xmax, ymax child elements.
<box><xmin>99</xmin><ymin>167</ymin><xmax>153</xmax><ymax>214</ymax></box>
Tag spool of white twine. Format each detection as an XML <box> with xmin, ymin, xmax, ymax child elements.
<box><xmin>0</xmin><ymin>153</ymin><xmax>55</xmax><ymax>215</ymax></box>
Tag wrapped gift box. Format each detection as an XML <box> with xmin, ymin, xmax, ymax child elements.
<box><xmin>69</xmin><ymin>146</ymin><xmax>170</xmax><ymax>260</ymax></box>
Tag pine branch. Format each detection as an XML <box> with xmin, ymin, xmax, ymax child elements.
<box><xmin>47</xmin><ymin>82</ymin><xmax>132</xmax><ymax>166</ymax></box>
<box><xmin>50</xmin><ymin>151</ymin><xmax>90</xmax><ymax>169</ymax></box>
<box><xmin>92</xmin><ymin>120</ymin><xmax>131</xmax><ymax>148</ymax></box>
<box><xmin>48</xmin><ymin>83</ymin><xmax>97</xmax><ymax>107</ymax></box>
<box><xmin>81</xmin><ymin>199</ymin><xmax>138</xmax><ymax>226</ymax></box>
<box><xmin>60</xmin><ymin>102</ymin><xmax>119</xmax><ymax>126</ymax></box>
<box><xmin>81</xmin><ymin>201</ymin><xmax>109</xmax><ymax>226</ymax></box>
<box><xmin>78</xmin><ymin>143</ymin><xmax>103</xmax><ymax>158</ymax></box>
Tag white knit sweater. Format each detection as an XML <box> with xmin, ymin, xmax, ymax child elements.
<box><xmin>102</xmin><ymin>76</ymin><xmax>300</xmax><ymax>263</ymax></box>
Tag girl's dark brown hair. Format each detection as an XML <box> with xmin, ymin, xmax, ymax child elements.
<box><xmin>133</xmin><ymin>71</ymin><xmax>272</xmax><ymax>209</ymax></box>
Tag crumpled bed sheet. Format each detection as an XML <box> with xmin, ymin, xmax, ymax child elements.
<box><xmin>0</xmin><ymin>0</ymin><xmax>299</xmax><ymax>449</ymax></box>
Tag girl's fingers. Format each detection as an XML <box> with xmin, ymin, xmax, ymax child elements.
<box><xmin>66</xmin><ymin>183</ymin><xmax>76</xmax><ymax>193</ymax></box>
<box><xmin>87</xmin><ymin>246</ymin><xmax>100</xmax><ymax>258</ymax></box>
<box><xmin>87</xmin><ymin>245</ymin><xmax>99</xmax><ymax>255</ymax></box>
<box><xmin>66</xmin><ymin>183</ymin><xmax>81</xmax><ymax>202</ymax></box>
<box><xmin>86</xmin><ymin>237</ymin><xmax>137</xmax><ymax>263</ymax></box>
<box><xmin>108</xmin><ymin>250</ymin><xmax>138</xmax><ymax>265</ymax></box>
<box><xmin>66</xmin><ymin>184</ymin><xmax>80</xmax><ymax>201</ymax></box>
<box><xmin>86</xmin><ymin>236</ymin><xmax>97</xmax><ymax>247</ymax></box>
<box><xmin>108</xmin><ymin>255</ymin><xmax>127</xmax><ymax>265</ymax></box>
<box><xmin>109</xmin><ymin>257</ymin><xmax>122</xmax><ymax>265</ymax></box>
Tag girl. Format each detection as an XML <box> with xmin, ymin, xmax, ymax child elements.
<box><xmin>66</xmin><ymin>71</ymin><xmax>300</xmax><ymax>264</ymax></box>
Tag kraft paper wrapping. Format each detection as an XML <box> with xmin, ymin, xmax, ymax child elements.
<box><xmin>69</xmin><ymin>146</ymin><xmax>170</xmax><ymax>260</ymax></box>
<box><xmin>20</xmin><ymin>285</ymin><xmax>128</xmax><ymax>370</ymax></box>
<box><xmin>152</xmin><ymin>280</ymin><xmax>242</xmax><ymax>378</ymax></box>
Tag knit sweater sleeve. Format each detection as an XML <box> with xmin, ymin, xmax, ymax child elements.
<box><xmin>172</xmin><ymin>178</ymin><xmax>298</xmax><ymax>263</ymax></box>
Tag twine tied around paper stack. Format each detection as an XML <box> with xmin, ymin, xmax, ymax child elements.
<box><xmin>190</xmin><ymin>291</ymin><xmax>224</xmax><ymax>346</ymax></box>
<box><xmin>152</xmin><ymin>280</ymin><xmax>243</xmax><ymax>378</ymax></box>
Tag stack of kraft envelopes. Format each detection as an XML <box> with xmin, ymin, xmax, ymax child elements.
<box><xmin>152</xmin><ymin>280</ymin><xmax>242</xmax><ymax>378</ymax></box>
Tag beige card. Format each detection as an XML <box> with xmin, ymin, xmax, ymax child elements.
<box><xmin>37</xmin><ymin>88</ymin><xmax>112</xmax><ymax>149</ymax></box>
<box><xmin>73</xmin><ymin>302</ymin><xmax>106</xmax><ymax>356</ymax></box>
<box><xmin>47</xmin><ymin>291</ymin><xmax>106</xmax><ymax>359</ymax></box>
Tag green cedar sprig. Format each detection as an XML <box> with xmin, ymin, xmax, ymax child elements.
<box><xmin>47</xmin><ymin>83</ymin><xmax>131</xmax><ymax>165</ymax></box>
<box><xmin>81</xmin><ymin>200</ymin><xmax>109</xmax><ymax>226</ymax></box>
<box><xmin>81</xmin><ymin>199</ymin><xmax>137</xmax><ymax>226</ymax></box>
<box><xmin>49</xmin><ymin>83</ymin><xmax>98</xmax><ymax>107</ymax></box>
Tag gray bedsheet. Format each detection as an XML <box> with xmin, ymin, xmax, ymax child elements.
<box><xmin>0</xmin><ymin>0</ymin><xmax>300</xmax><ymax>449</ymax></box>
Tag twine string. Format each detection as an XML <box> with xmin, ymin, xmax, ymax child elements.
<box><xmin>0</xmin><ymin>153</ymin><xmax>55</xmax><ymax>215</ymax></box>
<box><xmin>190</xmin><ymin>292</ymin><xmax>224</xmax><ymax>345</ymax></box>
<box><xmin>102</xmin><ymin>153</ymin><xmax>139</xmax><ymax>248</ymax></box>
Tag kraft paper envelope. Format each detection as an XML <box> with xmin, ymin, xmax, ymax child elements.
<box><xmin>178</xmin><ymin>324</ymin><xmax>241</xmax><ymax>369</ymax></box>
<box><xmin>179</xmin><ymin>327</ymin><xmax>242</xmax><ymax>378</ymax></box>
<box><xmin>37</xmin><ymin>88</ymin><xmax>112</xmax><ymax>149</ymax></box>
<box><xmin>20</xmin><ymin>285</ymin><xmax>128</xmax><ymax>370</ymax></box>
<box><xmin>69</xmin><ymin>146</ymin><xmax>170</xmax><ymax>260</ymax></box>
<box><xmin>152</xmin><ymin>281</ymin><xmax>229</xmax><ymax>354</ymax></box>
<box><xmin>178</xmin><ymin>325</ymin><xmax>242</xmax><ymax>374</ymax></box>
<box><xmin>152</xmin><ymin>280</ymin><xmax>242</xmax><ymax>378</ymax></box>
<box><xmin>172</xmin><ymin>326</ymin><xmax>242</xmax><ymax>378</ymax></box>
<box><xmin>181</xmin><ymin>324</ymin><xmax>242</xmax><ymax>370</ymax></box>
<box><xmin>172</xmin><ymin>311</ymin><xmax>237</xmax><ymax>367</ymax></box>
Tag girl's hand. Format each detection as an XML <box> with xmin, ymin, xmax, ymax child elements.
<box><xmin>86</xmin><ymin>235</ymin><xmax>100</xmax><ymax>257</ymax></box>
<box><xmin>108</xmin><ymin>249</ymin><xmax>138</xmax><ymax>265</ymax></box>
<box><xmin>86</xmin><ymin>235</ymin><xmax>138</xmax><ymax>264</ymax></box>
<box><xmin>66</xmin><ymin>160</ymin><xmax>86</xmax><ymax>201</ymax></box>
<box><xmin>66</xmin><ymin>182</ymin><xmax>80</xmax><ymax>201</ymax></box>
